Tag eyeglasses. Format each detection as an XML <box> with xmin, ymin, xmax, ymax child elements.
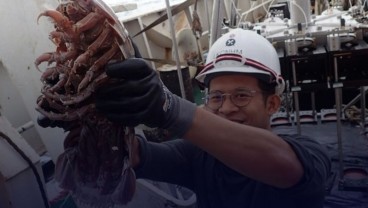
<box><xmin>204</xmin><ymin>88</ymin><xmax>259</xmax><ymax>111</ymax></box>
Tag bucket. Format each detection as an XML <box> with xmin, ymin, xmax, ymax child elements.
<box><xmin>343</xmin><ymin>167</ymin><xmax>368</xmax><ymax>180</ymax></box>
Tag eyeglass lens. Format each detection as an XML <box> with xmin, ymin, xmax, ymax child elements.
<box><xmin>205</xmin><ymin>89</ymin><xmax>256</xmax><ymax>110</ymax></box>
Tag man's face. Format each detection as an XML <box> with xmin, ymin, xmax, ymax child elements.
<box><xmin>206</xmin><ymin>74</ymin><xmax>280</xmax><ymax>129</ymax></box>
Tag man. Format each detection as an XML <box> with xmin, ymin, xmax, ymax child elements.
<box><xmin>38</xmin><ymin>28</ymin><xmax>331</xmax><ymax>207</ymax></box>
<box><xmin>95</xmin><ymin>28</ymin><xmax>331</xmax><ymax>208</ymax></box>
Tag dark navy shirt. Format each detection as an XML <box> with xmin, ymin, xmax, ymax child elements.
<box><xmin>135</xmin><ymin>133</ymin><xmax>331</xmax><ymax>208</ymax></box>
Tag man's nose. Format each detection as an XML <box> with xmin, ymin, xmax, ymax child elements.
<box><xmin>218</xmin><ymin>96</ymin><xmax>239</xmax><ymax>113</ymax></box>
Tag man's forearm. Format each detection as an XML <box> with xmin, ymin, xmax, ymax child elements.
<box><xmin>183</xmin><ymin>107</ymin><xmax>304</xmax><ymax>188</ymax></box>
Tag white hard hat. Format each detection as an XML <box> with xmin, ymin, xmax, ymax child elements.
<box><xmin>196</xmin><ymin>28</ymin><xmax>285</xmax><ymax>95</ymax></box>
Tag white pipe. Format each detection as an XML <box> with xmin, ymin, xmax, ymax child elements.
<box><xmin>17</xmin><ymin>121</ymin><xmax>34</xmax><ymax>134</ymax></box>
<box><xmin>266</xmin><ymin>0</ymin><xmax>276</xmax><ymax>17</ymax></box>
<box><xmin>242</xmin><ymin>0</ymin><xmax>258</xmax><ymax>25</ymax></box>
<box><xmin>262</xmin><ymin>0</ymin><xmax>269</xmax><ymax>14</ymax></box>
<box><xmin>204</xmin><ymin>0</ymin><xmax>212</xmax><ymax>46</ymax></box>
<box><xmin>239</xmin><ymin>0</ymin><xmax>274</xmax><ymax>18</ymax></box>
<box><xmin>314</xmin><ymin>11</ymin><xmax>347</xmax><ymax>22</ymax></box>
<box><xmin>229</xmin><ymin>0</ymin><xmax>239</xmax><ymax>27</ymax></box>
<box><xmin>209</xmin><ymin>0</ymin><xmax>225</xmax><ymax>46</ymax></box>
<box><xmin>289</xmin><ymin>0</ymin><xmax>311</xmax><ymax>26</ymax></box>
<box><xmin>137</xmin><ymin>17</ymin><xmax>155</xmax><ymax>68</ymax></box>
<box><xmin>165</xmin><ymin>0</ymin><xmax>186</xmax><ymax>100</ymax></box>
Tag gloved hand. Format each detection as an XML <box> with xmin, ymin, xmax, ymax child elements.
<box><xmin>37</xmin><ymin>114</ymin><xmax>77</xmax><ymax>131</ymax></box>
<box><xmin>95</xmin><ymin>58</ymin><xmax>196</xmax><ymax>137</ymax></box>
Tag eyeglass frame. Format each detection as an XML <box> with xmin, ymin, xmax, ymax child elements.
<box><xmin>203</xmin><ymin>88</ymin><xmax>262</xmax><ymax>111</ymax></box>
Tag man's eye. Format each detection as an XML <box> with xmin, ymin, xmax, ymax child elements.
<box><xmin>236</xmin><ymin>92</ymin><xmax>252</xmax><ymax>98</ymax></box>
<box><xmin>209</xmin><ymin>95</ymin><xmax>222</xmax><ymax>100</ymax></box>
<box><xmin>207</xmin><ymin>93</ymin><xmax>222</xmax><ymax>101</ymax></box>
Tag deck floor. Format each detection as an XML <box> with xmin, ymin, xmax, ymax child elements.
<box><xmin>274</xmin><ymin>121</ymin><xmax>368</xmax><ymax>208</ymax></box>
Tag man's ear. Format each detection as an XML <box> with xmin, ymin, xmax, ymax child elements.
<box><xmin>266</xmin><ymin>94</ymin><xmax>281</xmax><ymax>115</ymax></box>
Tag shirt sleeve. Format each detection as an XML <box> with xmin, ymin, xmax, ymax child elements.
<box><xmin>278</xmin><ymin>134</ymin><xmax>332</xmax><ymax>198</ymax></box>
<box><xmin>133</xmin><ymin>132</ymin><xmax>198</xmax><ymax>189</ymax></box>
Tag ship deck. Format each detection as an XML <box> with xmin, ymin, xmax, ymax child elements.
<box><xmin>274</xmin><ymin>120</ymin><xmax>368</xmax><ymax>208</ymax></box>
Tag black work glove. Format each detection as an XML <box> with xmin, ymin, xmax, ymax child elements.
<box><xmin>37</xmin><ymin>114</ymin><xmax>61</xmax><ymax>128</ymax></box>
<box><xmin>95</xmin><ymin>58</ymin><xmax>196</xmax><ymax>137</ymax></box>
<box><xmin>37</xmin><ymin>114</ymin><xmax>77</xmax><ymax>131</ymax></box>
